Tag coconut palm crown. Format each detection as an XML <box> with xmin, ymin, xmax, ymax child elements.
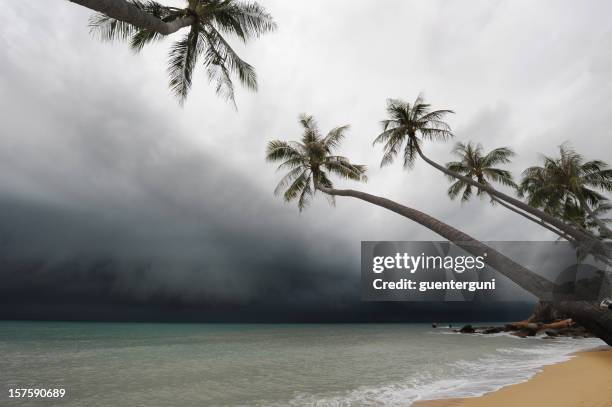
<box><xmin>266</xmin><ymin>115</ymin><xmax>367</xmax><ymax>211</ymax></box>
<box><xmin>519</xmin><ymin>145</ymin><xmax>612</xmax><ymax>213</ymax></box>
<box><xmin>89</xmin><ymin>0</ymin><xmax>276</xmax><ymax>104</ymax></box>
<box><xmin>519</xmin><ymin>145</ymin><xmax>612</xmax><ymax>236</ymax></box>
<box><xmin>373</xmin><ymin>94</ymin><xmax>454</xmax><ymax>168</ymax></box>
<box><xmin>445</xmin><ymin>141</ymin><xmax>517</xmax><ymax>202</ymax></box>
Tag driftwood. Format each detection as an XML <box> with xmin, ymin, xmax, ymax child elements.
<box><xmin>454</xmin><ymin>318</ymin><xmax>586</xmax><ymax>339</ymax></box>
<box><xmin>506</xmin><ymin>318</ymin><xmax>574</xmax><ymax>331</ymax></box>
<box><xmin>542</xmin><ymin>319</ymin><xmax>574</xmax><ymax>330</ymax></box>
<box><xmin>506</xmin><ymin>321</ymin><xmax>539</xmax><ymax>330</ymax></box>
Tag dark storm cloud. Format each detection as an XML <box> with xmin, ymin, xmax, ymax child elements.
<box><xmin>0</xmin><ymin>148</ymin><xmax>362</xmax><ymax>318</ymax></box>
<box><xmin>0</xmin><ymin>73</ymin><xmax>358</xmax><ymax>317</ymax></box>
<box><xmin>0</xmin><ymin>193</ymin><xmax>534</xmax><ymax>322</ymax></box>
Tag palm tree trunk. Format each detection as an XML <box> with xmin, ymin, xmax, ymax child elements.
<box><xmin>414</xmin><ymin>145</ymin><xmax>610</xmax><ymax>256</ymax></box>
<box><xmin>489</xmin><ymin>196</ymin><xmax>573</xmax><ymax>241</ymax></box>
<box><xmin>69</xmin><ymin>0</ymin><xmax>196</xmax><ymax>35</ymax></box>
<box><xmin>316</xmin><ymin>184</ymin><xmax>612</xmax><ymax>345</ymax></box>
<box><xmin>555</xmin><ymin>301</ymin><xmax>612</xmax><ymax>345</ymax></box>
<box><xmin>316</xmin><ymin>184</ymin><xmax>554</xmax><ymax>297</ymax></box>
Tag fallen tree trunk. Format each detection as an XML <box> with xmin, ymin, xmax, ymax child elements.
<box><xmin>507</xmin><ymin>321</ymin><xmax>540</xmax><ymax>331</ymax></box>
<box><xmin>508</xmin><ymin>318</ymin><xmax>573</xmax><ymax>331</ymax></box>
<box><xmin>528</xmin><ymin>301</ymin><xmax>565</xmax><ymax>323</ymax></box>
<box><xmin>527</xmin><ymin>300</ymin><xmax>612</xmax><ymax>345</ymax></box>
<box><xmin>554</xmin><ymin>301</ymin><xmax>612</xmax><ymax>345</ymax></box>
<box><xmin>541</xmin><ymin>319</ymin><xmax>574</xmax><ymax>330</ymax></box>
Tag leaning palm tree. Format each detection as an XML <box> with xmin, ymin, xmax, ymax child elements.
<box><xmin>266</xmin><ymin>117</ymin><xmax>612</xmax><ymax>344</ymax></box>
<box><xmin>374</xmin><ymin>94</ymin><xmax>454</xmax><ymax>168</ymax></box>
<box><xmin>520</xmin><ymin>145</ymin><xmax>612</xmax><ymax>238</ymax></box>
<box><xmin>89</xmin><ymin>0</ymin><xmax>276</xmax><ymax>104</ymax></box>
<box><xmin>445</xmin><ymin>142</ymin><xmax>571</xmax><ymax>240</ymax></box>
<box><xmin>445</xmin><ymin>141</ymin><xmax>517</xmax><ymax>203</ymax></box>
<box><xmin>266</xmin><ymin>115</ymin><xmax>367</xmax><ymax>211</ymax></box>
<box><xmin>373</xmin><ymin>95</ymin><xmax>605</xmax><ymax>247</ymax></box>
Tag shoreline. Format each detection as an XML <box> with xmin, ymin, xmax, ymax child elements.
<box><xmin>413</xmin><ymin>347</ymin><xmax>612</xmax><ymax>407</ymax></box>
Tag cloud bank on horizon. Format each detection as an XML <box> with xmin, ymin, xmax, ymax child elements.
<box><xmin>0</xmin><ymin>0</ymin><xmax>610</xmax><ymax>320</ymax></box>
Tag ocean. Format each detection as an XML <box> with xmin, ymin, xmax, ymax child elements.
<box><xmin>0</xmin><ymin>321</ymin><xmax>603</xmax><ymax>406</ymax></box>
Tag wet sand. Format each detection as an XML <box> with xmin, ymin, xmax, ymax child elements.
<box><xmin>414</xmin><ymin>348</ymin><xmax>612</xmax><ymax>407</ymax></box>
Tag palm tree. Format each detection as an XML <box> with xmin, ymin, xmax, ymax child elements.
<box><xmin>266</xmin><ymin>115</ymin><xmax>367</xmax><ymax>211</ymax></box>
<box><xmin>266</xmin><ymin>118</ymin><xmax>612</xmax><ymax>344</ymax></box>
<box><xmin>88</xmin><ymin>0</ymin><xmax>276</xmax><ymax>103</ymax></box>
<box><xmin>445</xmin><ymin>141</ymin><xmax>517</xmax><ymax>203</ymax></box>
<box><xmin>520</xmin><ymin>145</ymin><xmax>612</xmax><ymax>238</ymax></box>
<box><xmin>373</xmin><ymin>95</ymin><xmax>604</xmax><ymax>246</ymax></box>
<box><xmin>445</xmin><ymin>142</ymin><xmax>571</xmax><ymax>240</ymax></box>
<box><xmin>374</xmin><ymin>94</ymin><xmax>454</xmax><ymax>168</ymax></box>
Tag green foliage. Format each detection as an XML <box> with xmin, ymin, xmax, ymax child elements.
<box><xmin>266</xmin><ymin>115</ymin><xmax>367</xmax><ymax>211</ymax></box>
<box><xmin>89</xmin><ymin>0</ymin><xmax>276</xmax><ymax>104</ymax></box>
<box><xmin>373</xmin><ymin>94</ymin><xmax>454</xmax><ymax>168</ymax></box>
<box><xmin>519</xmin><ymin>145</ymin><xmax>612</xmax><ymax>235</ymax></box>
<box><xmin>445</xmin><ymin>141</ymin><xmax>517</xmax><ymax>203</ymax></box>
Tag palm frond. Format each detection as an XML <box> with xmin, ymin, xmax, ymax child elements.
<box><xmin>265</xmin><ymin>140</ymin><xmax>303</xmax><ymax>162</ymax></box>
<box><xmin>197</xmin><ymin>25</ymin><xmax>256</xmax><ymax>104</ymax></box>
<box><xmin>296</xmin><ymin>178</ymin><xmax>314</xmax><ymax>211</ymax></box>
<box><xmin>167</xmin><ymin>24</ymin><xmax>201</xmax><ymax>103</ymax></box>
<box><xmin>276</xmin><ymin>156</ymin><xmax>307</xmax><ymax>171</ymax></box>
<box><xmin>378</xmin><ymin>131</ymin><xmax>405</xmax><ymax>168</ymax></box>
<box><xmin>418</xmin><ymin>109</ymin><xmax>455</xmax><ymax>124</ymax></box>
<box><xmin>373</xmin><ymin>127</ymin><xmax>400</xmax><ymax>146</ymax></box>
<box><xmin>445</xmin><ymin>161</ymin><xmax>469</xmax><ymax>172</ymax></box>
<box><xmin>206</xmin><ymin>25</ymin><xmax>257</xmax><ymax>88</ymax></box>
<box><xmin>482</xmin><ymin>168</ymin><xmax>517</xmax><ymax>188</ymax></box>
<box><xmin>461</xmin><ymin>184</ymin><xmax>474</xmax><ymax>202</ymax></box>
<box><xmin>448</xmin><ymin>180</ymin><xmax>468</xmax><ymax>201</ymax></box>
<box><xmin>323</xmin><ymin>156</ymin><xmax>368</xmax><ymax>181</ymax></box>
<box><xmin>418</xmin><ymin>126</ymin><xmax>454</xmax><ymax>141</ymax></box>
<box><xmin>89</xmin><ymin>13</ymin><xmax>138</xmax><ymax>41</ymax></box>
<box><xmin>483</xmin><ymin>147</ymin><xmax>515</xmax><ymax>166</ymax></box>
<box><xmin>323</xmin><ymin>125</ymin><xmax>350</xmax><ymax>152</ymax></box>
<box><xmin>283</xmin><ymin>169</ymin><xmax>310</xmax><ymax>203</ymax></box>
<box><xmin>273</xmin><ymin>166</ymin><xmax>304</xmax><ymax>196</ymax></box>
<box><xmin>209</xmin><ymin>1</ymin><xmax>277</xmax><ymax>41</ymax></box>
<box><xmin>402</xmin><ymin>137</ymin><xmax>420</xmax><ymax>169</ymax></box>
<box><xmin>299</xmin><ymin>114</ymin><xmax>319</xmax><ymax>134</ymax></box>
<box><xmin>317</xmin><ymin>170</ymin><xmax>336</xmax><ymax>206</ymax></box>
<box><xmin>130</xmin><ymin>28</ymin><xmax>163</xmax><ymax>52</ymax></box>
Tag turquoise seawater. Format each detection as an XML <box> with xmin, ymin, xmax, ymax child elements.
<box><xmin>0</xmin><ymin>322</ymin><xmax>603</xmax><ymax>406</ymax></box>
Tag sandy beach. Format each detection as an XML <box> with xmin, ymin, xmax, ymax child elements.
<box><xmin>414</xmin><ymin>348</ymin><xmax>612</xmax><ymax>407</ymax></box>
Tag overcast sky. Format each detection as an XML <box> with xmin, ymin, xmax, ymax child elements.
<box><xmin>0</xmin><ymin>0</ymin><xmax>610</xmax><ymax>321</ymax></box>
